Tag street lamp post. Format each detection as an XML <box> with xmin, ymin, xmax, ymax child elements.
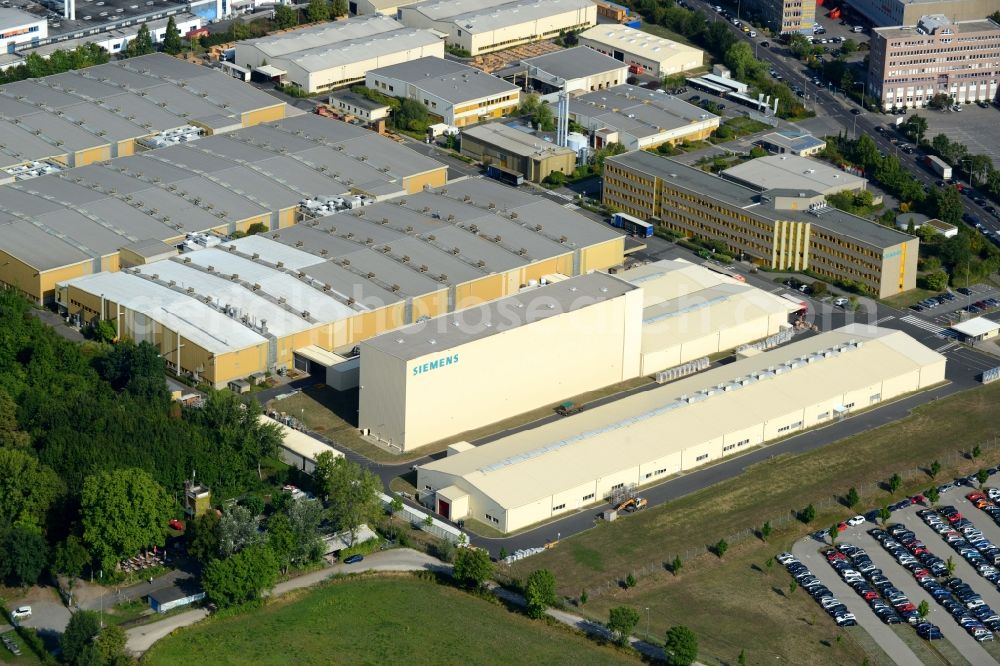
<box><xmin>852</xmin><ymin>113</ymin><xmax>859</xmax><ymax>139</ymax></box>
<box><xmin>853</xmin><ymin>81</ymin><xmax>866</xmax><ymax>110</ymax></box>
<box><xmin>645</xmin><ymin>607</ymin><xmax>651</xmax><ymax>641</ymax></box>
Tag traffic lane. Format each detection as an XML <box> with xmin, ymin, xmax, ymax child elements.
<box><xmin>791</xmin><ymin>537</ymin><xmax>919</xmax><ymax>666</ymax></box>
<box><xmin>852</xmin><ymin>527</ymin><xmax>998</xmax><ymax>666</ymax></box>
<box><xmin>946</xmin><ymin>347</ymin><xmax>1000</xmax><ymax>377</ymax></box>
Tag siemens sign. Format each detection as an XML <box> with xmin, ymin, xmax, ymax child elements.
<box><xmin>412</xmin><ymin>354</ymin><xmax>459</xmax><ymax>376</ymax></box>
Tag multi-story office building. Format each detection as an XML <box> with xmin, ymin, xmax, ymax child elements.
<box><xmin>741</xmin><ymin>0</ymin><xmax>815</xmax><ymax>35</ymax></box>
<box><xmin>869</xmin><ymin>16</ymin><xmax>1000</xmax><ymax>110</ymax></box>
<box><xmin>850</xmin><ymin>0</ymin><xmax>1000</xmax><ymax>28</ymax></box>
<box><xmin>603</xmin><ymin>151</ymin><xmax>918</xmax><ymax>298</ymax></box>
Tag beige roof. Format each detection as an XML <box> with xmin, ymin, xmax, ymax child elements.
<box><xmin>577</xmin><ymin>24</ymin><xmax>703</xmax><ymax>63</ymax></box>
<box><xmin>421</xmin><ymin>325</ymin><xmax>945</xmax><ymax>509</ymax></box>
<box><xmin>622</xmin><ymin>258</ymin><xmax>741</xmax><ymax>308</ymax></box>
<box><xmin>263</xmin><ymin>414</ymin><xmax>344</xmax><ymax>463</ymax></box>
<box><xmin>295</xmin><ymin>345</ymin><xmax>348</xmax><ymax>367</ymax></box>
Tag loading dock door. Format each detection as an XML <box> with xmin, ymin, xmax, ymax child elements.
<box><xmin>613</xmin><ymin>50</ymin><xmax>625</xmax><ymax>61</ymax></box>
<box><xmin>437</xmin><ymin>499</ymin><xmax>451</xmax><ymax>520</ymax></box>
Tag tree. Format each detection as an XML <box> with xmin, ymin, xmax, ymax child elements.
<box><xmin>931</xmin><ymin>185</ymin><xmax>964</xmax><ymax>227</ymax></box>
<box><xmin>904</xmin><ymin>115</ymin><xmax>928</xmax><ymax>144</ymax></box>
<box><xmin>243</xmin><ymin>495</ymin><xmax>265</xmax><ymax>517</ymax></box>
<box><xmin>314</xmin><ymin>452</ymin><xmax>381</xmax><ymax>544</ymax></box>
<box><xmin>218</xmin><ymin>504</ymin><xmax>263</xmax><ymax>558</ymax></box>
<box><xmin>664</xmin><ymin>625</ymin><xmax>699</xmax><ymax>666</ymax></box>
<box><xmin>81</xmin><ymin>468</ymin><xmax>171</xmax><ymax>571</ymax></box>
<box><xmin>543</xmin><ymin>170</ymin><xmax>566</xmax><ymax>187</ymax></box>
<box><xmin>162</xmin><ymin>16</ymin><xmax>182</xmax><ymax>55</ymax></box>
<box><xmin>126</xmin><ymin>23</ymin><xmax>154</xmax><ymax>57</ymax></box>
<box><xmin>946</xmin><ymin>556</ymin><xmax>956</xmax><ymax>574</ymax></box>
<box><xmin>760</xmin><ymin>521</ymin><xmax>772</xmax><ymax>541</ymax></box>
<box><xmin>187</xmin><ymin>511</ymin><xmax>221</xmax><ymax>565</ymax></box>
<box><xmin>95</xmin><ymin>340</ymin><xmax>169</xmax><ymax>403</ymax></box>
<box><xmin>88</xmin><ymin>319</ymin><xmax>117</xmax><ymax>343</ymax></box>
<box><xmin>922</xmin><ymin>270</ymin><xmax>949</xmax><ymax>291</ymax></box>
<box><xmin>246</xmin><ymin>222</ymin><xmax>268</xmax><ymax>236</ymax></box>
<box><xmin>918</xmin><ymin>600</ymin><xmax>930</xmax><ymax>618</ymax></box>
<box><xmin>306</xmin><ymin>0</ymin><xmax>330</xmax><ymax>22</ymax></box>
<box><xmin>389</xmin><ymin>496</ymin><xmax>403</xmax><ymax>514</ymax></box>
<box><xmin>580</xmin><ymin>589</ymin><xmax>588</xmax><ymax>605</ymax></box>
<box><xmin>978</xmin><ymin>468</ymin><xmax>990</xmax><ymax>488</ymax></box>
<box><xmin>331</xmin><ymin>0</ymin><xmax>347</xmax><ymax>16</ymax></box>
<box><xmin>845</xmin><ymin>487</ymin><xmax>860</xmax><ymax>508</ymax></box>
<box><xmin>749</xmin><ymin>145</ymin><xmax>768</xmax><ymax>159</ymax></box>
<box><xmin>532</xmin><ymin>102</ymin><xmax>555</xmax><ymax>132</ymax></box>
<box><xmin>738</xmin><ymin>649</ymin><xmax>748</xmax><ymax>666</ymax></box>
<box><xmin>878</xmin><ymin>504</ymin><xmax>892</xmax><ymax>525</ymax></box>
<box><xmin>800</xmin><ymin>503</ymin><xmax>816</xmax><ymax>524</ymax></box>
<box><xmin>828</xmin><ymin>524</ymin><xmax>840</xmax><ymax>545</ymax></box>
<box><xmin>54</xmin><ymin>535</ymin><xmax>91</xmax><ymax>580</ymax></box>
<box><xmin>788</xmin><ymin>580</ymin><xmax>797</xmax><ymax>595</ymax></box>
<box><xmin>1</xmin><ymin>525</ymin><xmax>49</xmax><ymax>586</ymax></box>
<box><xmin>927</xmin><ymin>460</ymin><xmax>941</xmax><ymax>479</ymax></box>
<box><xmin>927</xmin><ymin>486</ymin><xmax>940</xmax><ymax>505</ymax></box>
<box><xmin>887</xmin><ymin>473</ymin><xmax>902</xmax><ymax>495</ymax></box>
<box><xmin>274</xmin><ymin>4</ymin><xmax>297</xmax><ymax>29</ymax></box>
<box><xmin>62</xmin><ymin>610</ymin><xmax>102</xmax><ymax>664</ymax></box>
<box><xmin>286</xmin><ymin>497</ymin><xmax>324</xmax><ymax>565</ymax></box>
<box><xmin>973</xmin><ymin>444</ymin><xmax>982</xmax><ymax>459</ymax></box>
<box><xmin>625</xmin><ymin>572</ymin><xmax>637</xmax><ymax>588</ymax></box>
<box><xmin>810</xmin><ymin>281</ymin><xmax>828</xmax><ymax>296</ymax></box>
<box><xmin>591</xmin><ymin>142</ymin><xmax>627</xmax><ymax>173</ymax></box>
<box><xmin>928</xmin><ymin>93</ymin><xmax>950</xmax><ymax>110</ymax></box>
<box><xmin>671</xmin><ymin>554</ymin><xmax>683</xmax><ymax>575</ymax></box>
<box><xmin>607</xmin><ymin>606</ymin><xmax>640</xmax><ymax>646</ymax></box>
<box><xmin>453</xmin><ymin>548</ymin><xmax>493</xmax><ymax>589</ymax></box>
<box><xmin>0</xmin><ymin>389</ymin><xmax>30</xmax><ymax>448</ymax></box>
<box><xmin>0</xmin><ymin>448</ymin><xmax>62</xmax><ymax>527</ymax></box>
<box><xmin>724</xmin><ymin>42</ymin><xmax>765</xmax><ymax>82</ymax></box>
<box><xmin>525</xmin><ymin>569</ymin><xmax>557</xmax><ymax>618</ymax></box>
<box><xmin>203</xmin><ymin>543</ymin><xmax>279</xmax><ymax>608</ymax></box>
<box><xmin>714</xmin><ymin>539</ymin><xmax>728</xmax><ymax>558</ymax></box>
<box><xmin>266</xmin><ymin>511</ymin><xmax>296</xmax><ymax>572</ymax></box>
<box><xmin>840</xmin><ymin>39</ymin><xmax>858</xmax><ymax>55</ymax></box>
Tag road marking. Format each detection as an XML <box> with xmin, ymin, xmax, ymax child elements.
<box><xmin>935</xmin><ymin>341</ymin><xmax>960</xmax><ymax>353</ymax></box>
<box><xmin>769</xmin><ymin>287</ymin><xmax>783</xmax><ymax>293</ymax></box>
<box><xmin>873</xmin><ymin>315</ymin><xmax>895</xmax><ymax>325</ymax></box>
<box><xmin>900</xmin><ymin>314</ymin><xmax>946</xmax><ymax>334</ymax></box>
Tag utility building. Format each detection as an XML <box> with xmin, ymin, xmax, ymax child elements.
<box><xmin>460</xmin><ymin>122</ymin><xmax>576</xmax><ymax>182</ymax></box>
<box><xmin>520</xmin><ymin>46</ymin><xmax>629</xmax><ymax>93</ymax></box>
<box><xmin>359</xmin><ymin>272</ymin><xmax>642</xmax><ymax>452</ymax></box>
<box><xmin>418</xmin><ymin>325</ymin><xmax>946</xmax><ymax>531</ymax></box>
<box><xmin>577</xmin><ymin>24</ymin><xmax>704</xmax><ymax>77</ymax></box>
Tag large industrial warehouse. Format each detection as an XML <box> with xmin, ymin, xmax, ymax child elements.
<box><xmin>577</xmin><ymin>24</ymin><xmax>705</xmax><ymax>77</ymax></box>
<box><xmin>0</xmin><ymin>114</ymin><xmax>447</xmax><ymax>304</ymax></box>
<box><xmin>57</xmin><ymin>179</ymin><xmax>626</xmax><ymax>388</ymax></box>
<box><xmin>397</xmin><ymin>0</ymin><xmax>597</xmax><ymax>56</ymax></box>
<box><xmin>622</xmin><ymin>259</ymin><xmax>799</xmax><ymax>374</ymax></box>
<box><xmin>0</xmin><ymin>53</ymin><xmax>285</xmax><ymax>171</ymax></box>
<box><xmin>358</xmin><ymin>272</ymin><xmax>643</xmax><ymax>452</ymax></box>
<box><xmin>233</xmin><ymin>15</ymin><xmax>444</xmax><ymax>93</ymax></box>
<box><xmin>417</xmin><ymin>324</ymin><xmax>947</xmax><ymax>531</ymax></box>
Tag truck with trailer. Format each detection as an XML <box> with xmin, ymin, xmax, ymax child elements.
<box><xmin>610</xmin><ymin>212</ymin><xmax>654</xmax><ymax>238</ymax></box>
<box><xmin>924</xmin><ymin>155</ymin><xmax>952</xmax><ymax>180</ymax></box>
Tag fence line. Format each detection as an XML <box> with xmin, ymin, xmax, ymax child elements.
<box><xmin>582</xmin><ymin>434</ymin><xmax>1000</xmax><ymax>600</ymax></box>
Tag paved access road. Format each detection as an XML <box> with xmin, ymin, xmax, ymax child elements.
<box><xmin>791</xmin><ymin>538</ymin><xmax>920</xmax><ymax>666</ymax></box>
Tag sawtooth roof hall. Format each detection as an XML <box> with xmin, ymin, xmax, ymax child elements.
<box><xmin>418</xmin><ymin>324</ymin><xmax>946</xmax><ymax>533</ymax></box>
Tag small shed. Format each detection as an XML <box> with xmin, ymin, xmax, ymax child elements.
<box><xmin>148</xmin><ymin>582</ymin><xmax>205</xmax><ymax>614</ymax></box>
<box><xmin>950</xmin><ymin>317</ymin><xmax>1000</xmax><ymax>342</ymax></box>
<box><xmin>227</xmin><ymin>378</ymin><xmax>251</xmax><ymax>394</ymax></box>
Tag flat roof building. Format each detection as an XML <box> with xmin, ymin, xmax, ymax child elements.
<box><xmin>233</xmin><ymin>15</ymin><xmax>444</xmax><ymax>94</ymax></box>
<box><xmin>2</xmin><ymin>114</ymin><xmax>447</xmax><ymax>304</ymax></box>
<box><xmin>521</xmin><ymin>46</ymin><xmax>629</xmax><ymax>94</ymax></box>
<box><xmin>569</xmin><ymin>85</ymin><xmax>720</xmax><ymax>150</ymax></box>
<box><xmin>56</xmin><ymin>179</ymin><xmax>625</xmax><ymax>388</ymax></box>
<box><xmin>0</xmin><ymin>7</ymin><xmax>46</xmax><ymax>54</ymax></box>
<box><xmin>418</xmin><ymin>324</ymin><xmax>946</xmax><ymax>532</ymax></box>
<box><xmin>460</xmin><ymin>122</ymin><xmax>576</xmax><ymax>182</ymax></box>
<box><xmin>950</xmin><ymin>317</ymin><xmax>1000</xmax><ymax>342</ymax></box>
<box><xmin>366</xmin><ymin>56</ymin><xmax>520</xmax><ymax>128</ymax></box>
<box><xmin>397</xmin><ymin>0</ymin><xmax>597</xmax><ymax>56</ymax></box>
<box><xmin>756</xmin><ymin>131</ymin><xmax>827</xmax><ymax>157</ymax></box>
<box><xmin>869</xmin><ymin>16</ymin><xmax>1000</xmax><ymax>110</ymax></box>
<box><xmin>326</xmin><ymin>91</ymin><xmax>391</xmax><ymax>125</ymax></box>
<box><xmin>359</xmin><ymin>272</ymin><xmax>642</xmax><ymax>452</ymax></box>
<box><xmin>849</xmin><ymin>0</ymin><xmax>1000</xmax><ymax>28</ymax></box>
<box><xmin>577</xmin><ymin>24</ymin><xmax>704</xmax><ymax>78</ymax></box>
<box><xmin>722</xmin><ymin>154</ymin><xmax>866</xmax><ymax>195</ymax></box>
<box><xmin>0</xmin><ymin>53</ymin><xmax>285</xmax><ymax>171</ymax></box>
<box><xmin>623</xmin><ymin>259</ymin><xmax>799</xmax><ymax>374</ymax></box>
<box><xmin>603</xmin><ymin>150</ymin><xmax>918</xmax><ymax>298</ymax></box>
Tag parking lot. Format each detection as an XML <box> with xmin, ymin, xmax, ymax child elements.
<box><xmin>907</xmin><ymin>283</ymin><xmax>1000</xmax><ymax>326</ymax></box>
<box><xmin>907</xmin><ymin>105</ymin><xmax>1000</xmax><ymax>165</ymax></box>
<box><xmin>789</xmin><ymin>469</ymin><xmax>1000</xmax><ymax>666</ymax></box>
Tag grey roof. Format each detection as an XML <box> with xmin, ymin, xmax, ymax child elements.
<box><xmin>0</xmin><ymin>54</ymin><xmax>283</xmax><ymax>170</ymax></box>
<box><xmin>569</xmin><ymin>85</ymin><xmax>717</xmax><ymax>139</ymax></box>
<box><xmin>608</xmin><ymin>150</ymin><xmax>914</xmax><ymax>249</ymax></box>
<box><xmin>523</xmin><ymin>46</ymin><xmax>627</xmax><ymax>82</ymax></box>
<box><xmin>758</xmin><ymin>131</ymin><xmax>826</xmax><ymax>153</ymax></box>
<box><xmin>0</xmin><ymin>115</ymin><xmax>445</xmax><ymax>272</ymax></box>
<box><xmin>328</xmin><ymin>91</ymin><xmax>391</xmax><ymax>112</ymax></box>
<box><xmin>0</xmin><ymin>7</ymin><xmax>43</xmax><ymax>26</ymax></box>
<box><xmin>362</xmin><ymin>272</ymin><xmax>636</xmax><ymax>361</ymax></box>
<box><xmin>722</xmin><ymin>155</ymin><xmax>865</xmax><ymax>194</ymax></box>
<box><xmin>367</xmin><ymin>57</ymin><xmax>519</xmax><ymax>105</ymax></box>
<box><xmin>403</xmin><ymin>0</ymin><xmax>594</xmax><ymax>34</ymax></box>
<box><xmin>875</xmin><ymin>16</ymin><xmax>999</xmax><ymax>38</ymax></box>
<box><xmin>461</xmin><ymin>123</ymin><xmax>575</xmax><ymax>160</ymax></box>
<box><xmin>121</xmin><ymin>238</ymin><xmax>177</xmax><ymax>258</ymax></box>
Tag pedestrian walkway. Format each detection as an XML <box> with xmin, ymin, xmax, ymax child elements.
<box><xmin>899</xmin><ymin>314</ymin><xmax>946</xmax><ymax>334</ymax></box>
<box><xmin>935</xmin><ymin>341</ymin><xmax>960</xmax><ymax>353</ymax></box>
<box><xmin>872</xmin><ymin>315</ymin><xmax>895</xmax><ymax>325</ymax></box>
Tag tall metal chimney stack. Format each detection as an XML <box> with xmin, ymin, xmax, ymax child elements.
<box><xmin>556</xmin><ymin>89</ymin><xmax>569</xmax><ymax>147</ymax></box>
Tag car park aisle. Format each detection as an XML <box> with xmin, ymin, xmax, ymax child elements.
<box><xmin>791</xmin><ymin>539</ymin><xmax>920</xmax><ymax>666</ymax></box>
<box><xmin>954</xmin><ymin>494</ymin><xmax>1000</xmax><ymax>547</ymax></box>
<box><xmin>855</xmin><ymin>523</ymin><xmax>998</xmax><ymax>665</ymax></box>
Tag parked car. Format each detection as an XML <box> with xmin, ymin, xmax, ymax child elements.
<box><xmin>11</xmin><ymin>606</ymin><xmax>31</xmax><ymax>620</ymax></box>
<box><xmin>343</xmin><ymin>554</ymin><xmax>364</xmax><ymax>564</ymax></box>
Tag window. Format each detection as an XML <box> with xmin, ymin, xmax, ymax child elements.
<box><xmin>655</xmin><ymin>468</ymin><xmax>666</xmax><ymax>475</ymax></box>
<box><xmin>870</xmin><ymin>393</ymin><xmax>881</xmax><ymax>403</ymax></box>
<box><xmin>424</xmin><ymin>485</ymin><xmax>432</xmax><ymax>491</ymax></box>
<box><xmin>645</xmin><ymin>472</ymin><xmax>652</xmax><ymax>479</ymax></box>
<box><xmin>553</xmin><ymin>503</ymin><xmax>566</xmax><ymax>511</ymax></box>
<box><xmin>696</xmin><ymin>453</ymin><xmax>708</xmax><ymax>461</ymax></box>
<box><xmin>817</xmin><ymin>411</ymin><xmax>830</xmax><ymax>420</ymax></box>
<box><xmin>611</xmin><ymin>482</ymin><xmax>624</xmax><ymax>491</ymax></box>
<box><xmin>582</xmin><ymin>493</ymin><xmax>595</xmax><ymax>501</ymax></box>
<box><xmin>484</xmin><ymin>513</ymin><xmax>499</xmax><ymax>524</ymax></box>
<box><xmin>723</xmin><ymin>443</ymin><xmax>736</xmax><ymax>452</ymax></box>
<box><xmin>844</xmin><ymin>402</ymin><xmax>855</xmax><ymax>409</ymax></box>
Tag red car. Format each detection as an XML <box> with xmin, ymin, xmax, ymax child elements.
<box><xmin>968</xmin><ymin>492</ymin><xmax>986</xmax><ymax>502</ymax></box>
<box><xmin>168</xmin><ymin>519</ymin><xmax>185</xmax><ymax>531</ymax></box>
<box><xmin>837</xmin><ymin>522</ymin><xmax>848</xmax><ymax>532</ymax></box>
<box><xmin>863</xmin><ymin>590</ymin><xmax>879</xmax><ymax>600</ymax></box>
<box><xmin>827</xmin><ymin>551</ymin><xmax>847</xmax><ymax>561</ymax></box>
<box><xmin>946</xmin><ymin>512</ymin><xmax>963</xmax><ymax>523</ymax></box>
<box><xmin>911</xmin><ymin>494</ymin><xmax>926</xmax><ymax>504</ymax></box>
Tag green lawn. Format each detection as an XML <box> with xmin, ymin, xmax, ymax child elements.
<box><xmin>142</xmin><ymin>576</ymin><xmax>637</xmax><ymax>665</ymax></box>
<box><xmin>509</xmin><ymin>381</ymin><xmax>1000</xmax><ymax>665</ymax></box>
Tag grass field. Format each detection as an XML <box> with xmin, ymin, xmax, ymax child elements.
<box><xmin>508</xmin><ymin>381</ymin><xmax>1000</xmax><ymax>664</ymax></box>
<box><xmin>142</xmin><ymin>575</ymin><xmax>637</xmax><ymax>666</ymax></box>
<box><xmin>272</xmin><ymin>376</ymin><xmax>653</xmax><ymax>464</ymax></box>
<box><xmin>881</xmin><ymin>287</ymin><xmax>940</xmax><ymax>310</ymax></box>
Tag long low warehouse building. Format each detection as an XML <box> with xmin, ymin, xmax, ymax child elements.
<box><xmin>623</xmin><ymin>259</ymin><xmax>799</xmax><ymax>373</ymax></box>
<box><xmin>417</xmin><ymin>324</ymin><xmax>946</xmax><ymax>532</ymax></box>
<box><xmin>0</xmin><ymin>53</ymin><xmax>285</xmax><ymax>171</ymax></box>
<box><xmin>57</xmin><ymin>178</ymin><xmax>625</xmax><ymax>388</ymax></box>
<box><xmin>0</xmin><ymin>114</ymin><xmax>447</xmax><ymax>304</ymax></box>
<box><xmin>358</xmin><ymin>272</ymin><xmax>642</xmax><ymax>452</ymax></box>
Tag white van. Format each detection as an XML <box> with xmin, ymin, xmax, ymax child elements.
<box><xmin>749</xmin><ymin>30</ymin><xmax>757</xmax><ymax>37</ymax></box>
<box><xmin>852</xmin><ymin>25</ymin><xmax>864</xmax><ymax>33</ymax></box>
